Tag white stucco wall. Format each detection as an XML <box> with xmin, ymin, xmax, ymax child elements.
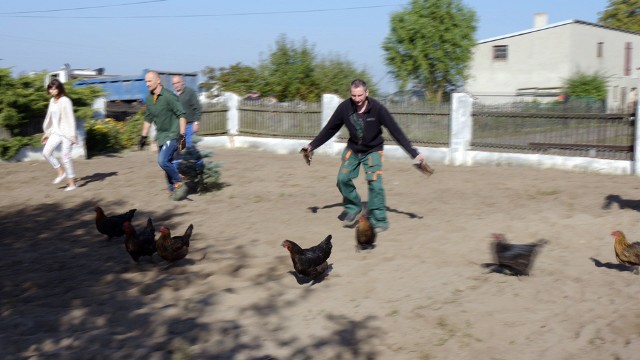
<box><xmin>466</xmin><ymin>21</ymin><xmax>640</xmax><ymax>110</ymax></box>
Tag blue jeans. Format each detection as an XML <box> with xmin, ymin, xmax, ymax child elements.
<box><xmin>185</xmin><ymin>123</ymin><xmax>195</xmax><ymax>148</ymax></box>
<box><xmin>158</xmin><ymin>139</ymin><xmax>181</xmax><ymax>191</ymax></box>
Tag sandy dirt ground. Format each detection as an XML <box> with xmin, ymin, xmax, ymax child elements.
<box><xmin>2</xmin><ymin>145</ymin><xmax>640</xmax><ymax>360</ymax></box>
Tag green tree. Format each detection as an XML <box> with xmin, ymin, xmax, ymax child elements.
<box><xmin>201</xmin><ymin>35</ymin><xmax>375</xmax><ymax>102</ymax></box>
<box><xmin>598</xmin><ymin>0</ymin><xmax>640</xmax><ymax>32</ymax></box>
<box><xmin>0</xmin><ymin>68</ymin><xmax>103</xmax><ymax>136</ymax></box>
<box><xmin>202</xmin><ymin>63</ymin><xmax>259</xmax><ymax>96</ymax></box>
<box><xmin>258</xmin><ymin>34</ymin><xmax>318</xmax><ymax>101</ymax></box>
<box><xmin>382</xmin><ymin>0</ymin><xmax>477</xmax><ymax>103</ymax></box>
<box><xmin>314</xmin><ymin>55</ymin><xmax>378</xmax><ymax>98</ymax></box>
<box><xmin>564</xmin><ymin>71</ymin><xmax>608</xmax><ymax>100</ymax></box>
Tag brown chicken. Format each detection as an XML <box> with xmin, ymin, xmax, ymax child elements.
<box><xmin>95</xmin><ymin>206</ymin><xmax>136</xmax><ymax>241</ymax></box>
<box><xmin>611</xmin><ymin>230</ymin><xmax>640</xmax><ymax>265</ymax></box>
<box><xmin>355</xmin><ymin>213</ymin><xmax>376</xmax><ymax>250</ymax></box>
<box><xmin>156</xmin><ymin>224</ymin><xmax>193</xmax><ymax>263</ymax></box>
<box><xmin>489</xmin><ymin>233</ymin><xmax>548</xmax><ymax>276</ymax></box>
<box><xmin>123</xmin><ymin>218</ymin><xmax>156</xmax><ymax>263</ymax></box>
<box><xmin>282</xmin><ymin>234</ymin><xmax>332</xmax><ymax>279</ymax></box>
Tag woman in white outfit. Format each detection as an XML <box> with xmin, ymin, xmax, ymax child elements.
<box><xmin>41</xmin><ymin>79</ymin><xmax>77</xmax><ymax>191</ymax></box>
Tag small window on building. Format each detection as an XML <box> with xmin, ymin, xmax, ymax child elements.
<box><xmin>493</xmin><ymin>45</ymin><xmax>508</xmax><ymax>60</ymax></box>
<box><xmin>597</xmin><ymin>42</ymin><xmax>603</xmax><ymax>57</ymax></box>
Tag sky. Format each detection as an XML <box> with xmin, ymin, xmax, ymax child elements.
<box><xmin>0</xmin><ymin>0</ymin><xmax>611</xmax><ymax>94</ymax></box>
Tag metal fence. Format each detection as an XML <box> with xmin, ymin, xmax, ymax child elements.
<box><xmin>237</xmin><ymin>100</ymin><xmax>321</xmax><ymax>138</ymax></box>
<box><xmin>472</xmin><ymin>97</ymin><xmax>634</xmax><ymax>160</ymax></box>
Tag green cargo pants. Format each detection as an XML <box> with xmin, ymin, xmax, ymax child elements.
<box><xmin>337</xmin><ymin>147</ymin><xmax>387</xmax><ymax>228</ymax></box>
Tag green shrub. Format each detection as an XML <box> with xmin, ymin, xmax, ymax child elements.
<box><xmin>121</xmin><ymin>112</ymin><xmax>144</xmax><ymax>148</ymax></box>
<box><xmin>84</xmin><ymin>113</ymin><xmax>144</xmax><ymax>158</ymax></box>
<box><xmin>85</xmin><ymin>118</ymin><xmax>122</xmax><ymax>157</ymax></box>
<box><xmin>0</xmin><ymin>134</ymin><xmax>42</xmax><ymax>161</ymax></box>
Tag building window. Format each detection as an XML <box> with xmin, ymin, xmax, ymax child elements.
<box><xmin>597</xmin><ymin>42</ymin><xmax>603</xmax><ymax>57</ymax></box>
<box><xmin>624</xmin><ymin>42</ymin><xmax>632</xmax><ymax>76</ymax></box>
<box><xmin>493</xmin><ymin>45</ymin><xmax>508</xmax><ymax>60</ymax></box>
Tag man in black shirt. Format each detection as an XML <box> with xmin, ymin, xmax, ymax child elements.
<box><xmin>303</xmin><ymin>79</ymin><xmax>425</xmax><ymax>233</ymax></box>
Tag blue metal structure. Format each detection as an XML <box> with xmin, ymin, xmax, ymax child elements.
<box><xmin>74</xmin><ymin>70</ymin><xmax>199</xmax><ymax>103</ymax></box>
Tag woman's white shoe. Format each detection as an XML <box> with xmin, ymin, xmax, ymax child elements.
<box><xmin>53</xmin><ymin>173</ymin><xmax>67</xmax><ymax>184</ymax></box>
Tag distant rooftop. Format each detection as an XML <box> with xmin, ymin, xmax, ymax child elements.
<box><xmin>478</xmin><ymin>19</ymin><xmax>640</xmax><ymax>44</ymax></box>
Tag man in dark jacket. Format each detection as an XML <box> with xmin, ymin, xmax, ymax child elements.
<box><xmin>303</xmin><ymin>79</ymin><xmax>425</xmax><ymax>233</ymax></box>
<box><xmin>172</xmin><ymin>75</ymin><xmax>202</xmax><ymax>147</ymax></box>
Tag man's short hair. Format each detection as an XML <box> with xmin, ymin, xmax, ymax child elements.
<box><xmin>350</xmin><ymin>79</ymin><xmax>367</xmax><ymax>90</ymax></box>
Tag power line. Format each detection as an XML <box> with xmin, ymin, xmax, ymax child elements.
<box><xmin>0</xmin><ymin>0</ymin><xmax>166</xmax><ymax>15</ymax></box>
<box><xmin>0</xmin><ymin>4</ymin><xmax>402</xmax><ymax>19</ymax></box>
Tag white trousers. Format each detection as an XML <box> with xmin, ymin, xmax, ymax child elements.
<box><xmin>42</xmin><ymin>133</ymin><xmax>75</xmax><ymax>178</ymax></box>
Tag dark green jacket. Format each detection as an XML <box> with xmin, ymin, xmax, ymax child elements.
<box><xmin>144</xmin><ymin>87</ymin><xmax>186</xmax><ymax>145</ymax></box>
<box><xmin>178</xmin><ymin>86</ymin><xmax>202</xmax><ymax>124</ymax></box>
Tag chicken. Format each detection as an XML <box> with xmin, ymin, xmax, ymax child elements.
<box><xmin>281</xmin><ymin>234</ymin><xmax>332</xmax><ymax>279</ymax></box>
<box><xmin>123</xmin><ymin>218</ymin><xmax>156</xmax><ymax>263</ymax></box>
<box><xmin>156</xmin><ymin>224</ymin><xmax>193</xmax><ymax>263</ymax></box>
<box><xmin>299</xmin><ymin>147</ymin><xmax>313</xmax><ymax>166</ymax></box>
<box><xmin>611</xmin><ymin>230</ymin><xmax>640</xmax><ymax>265</ymax></box>
<box><xmin>355</xmin><ymin>213</ymin><xmax>376</xmax><ymax>250</ymax></box>
<box><xmin>94</xmin><ymin>206</ymin><xmax>136</xmax><ymax>241</ymax></box>
<box><xmin>489</xmin><ymin>233</ymin><xmax>548</xmax><ymax>276</ymax></box>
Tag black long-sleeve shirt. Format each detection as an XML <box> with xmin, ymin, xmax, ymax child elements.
<box><xmin>309</xmin><ymin>97</ymin><xmax>419</xmax><ymax>158</ymax></box>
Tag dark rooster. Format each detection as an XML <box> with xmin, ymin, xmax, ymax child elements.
<box><xmin>355</xmin><ymin>213</ymin><xmax>376</xmax><ymax>251</ymax></box>
<box><xmin>123</xmin><ymin>218</ymin><xmax>156</xmax><ymax>263</ymax></box>
<box><xmin>156</xmin><ymin>224</ymin><xmax>193</xmax><ymax>263</ymax></box>
<box><xmin>281</xmin><ymin>235</ymin><xmax>332</xmax><ymax>279</ymax></box>
<box><xmin>486</xmin><ymin>233</ymin><xmax>548</xmax><ymax>276</ymax></box>
<box><xmin>611</xmin><ymin>230</ymin><xmax>640</xmax><ymax>265</ymax></box>
<box><xmin>94</xmin><ymin>206</ymin><xmax>136</xmax><ymax>241</ymax></box>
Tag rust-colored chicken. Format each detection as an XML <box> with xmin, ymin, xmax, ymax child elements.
<box><xmin>95</xmin><ymin>206</ymin><xmax>136</xmax><ymax>241</ymax></box>
<box><xmin>355</xmin><ymin>213</ymin><xmax>376</xmax><ymax>250</ymax></box>
<box><xmin>123</xmin><ymin>218</ymin><xmax>156</xmax><ymax>263</ymax></box>
<box><xmin>282</xmin><ymin>235</ymin><xmax>332</xmax><ymax>279</ymax></box>
<box><xmin>156</xmin><ymin>224</ymin><xmax>193</xmax><ymax>263</ymax></box>
<box><xmin>611</xmin><ymin>230</ymin><xmax>640</xmax><ymax>265</ymax></box>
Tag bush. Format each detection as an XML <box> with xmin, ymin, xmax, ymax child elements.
<box><xmin>85</xmin><ymin>113</ymin><xmax>144</xmax><ymax>158</ymax></box>
<box><xmin>0</xmin><ymin>134</ymin><xmax>42</xmax><ymax>161</ymax></box>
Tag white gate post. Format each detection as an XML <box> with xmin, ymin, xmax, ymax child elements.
<box><xmin>448</xmin><ymin>92</ymin><xmax>474</xmax><ymax>166</ymax></box>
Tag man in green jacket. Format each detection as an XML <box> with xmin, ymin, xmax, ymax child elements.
<box><xmin>139</xmin><ymin>70</ymin><xmax>187</xmax><ymax>193</ymax></box>
<box><xmin>172</xmin><ymin>75</ymin><xmax>202</xmax><ymax>147</ymax></box>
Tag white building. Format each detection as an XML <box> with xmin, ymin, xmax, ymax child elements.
<box><xmin>464</xmin><ymin>13</ymin><xmax>640</xmax><ymax>112</ymax></box>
